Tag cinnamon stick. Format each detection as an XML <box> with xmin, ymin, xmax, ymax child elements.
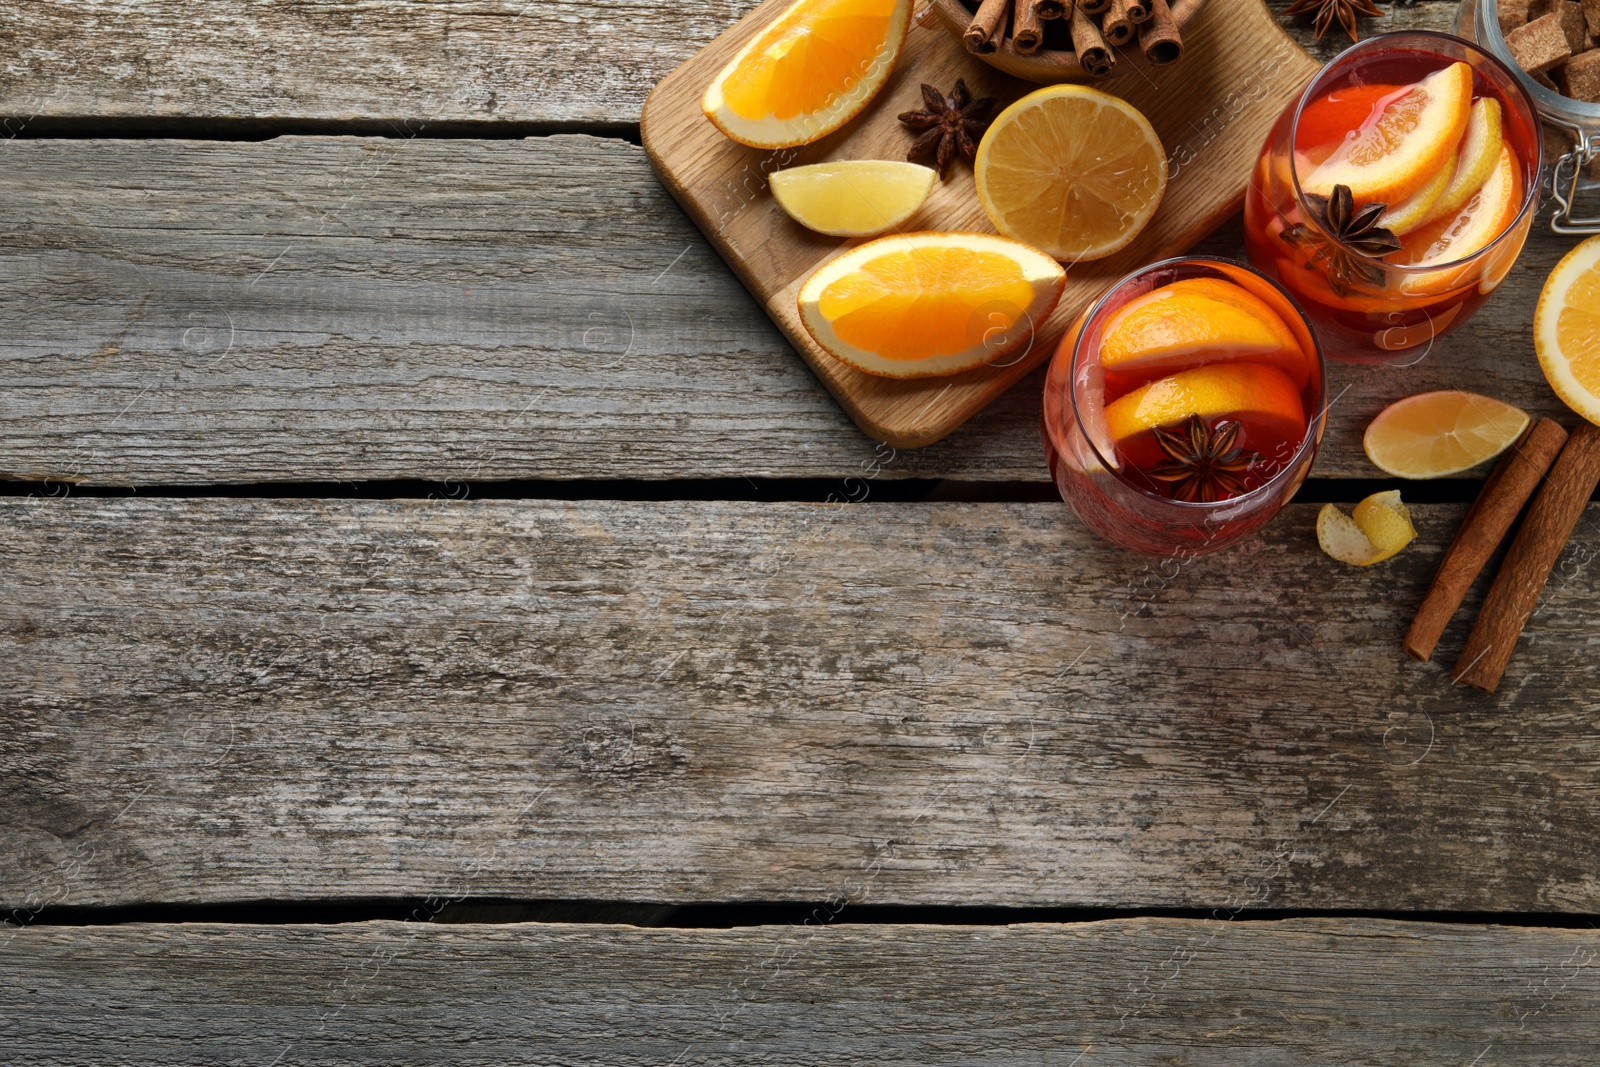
<box><xmin>1080</xmin><ymin>0</ymin><xmax>1112</xmax><ymax>14</ymax></box>
<box><xmin>1014</xmin><ymin>0</ymin><xmax>1045</xmax><ymax>52</ymax></box>
<box><xmin>1454</xmin><ymin>421</ymin><xmax>1600</xmax><ymax>692</ymax></box>
<box><xmin>1034</xmin><ymin>0</ymin><xmax>1068</xmax><ymax>18</ymax></box>
<box><xmin>1071</xmin><ymin>5</ymin><xmax>1115</xmax><ymax>75</ymax></box>
<box><xmin>1138</xmin><ymin>0</ymin><xmax>1184</xmax><ymax>64</ymax></box>
<box><xmin>1102</xmin><ymin>0</ymin><xmax>1139</xmax><ymax>44</ymax></box>
<box><xmin>965</xmin><ymin>0</ymin><xmax>1011</xmax><ymax>54</ymax></box>
<box><xmin>1403</xmin><ymin>418</ymin><xmax>1568</xmax><ymax>662</ymax></box>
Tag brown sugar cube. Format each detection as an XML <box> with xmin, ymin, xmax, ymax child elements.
<box><xmin>1501</xmin><ymin>0</ymin><xmax>1534</xmax><ymax>32</ymax></box>
<box><xmin>1583</xmin><ymin>0</ymin><xmax>1600</xmax><ymax>37</ymax></box>
<box><xmin>1557</xmin><ymin>2</ymin><xmax>1593</xmax><ymax>50</ymax></box>
<box><xmin>1533</xmin><ymin>66</ymin><xmax>1563</xmax><ymax>92</ymax></box>
<box><xmin>1559</xmin><ymin>47</ymin><xmax>1600</xmax><ymax>100</ymax></box>
<box><xmin>1529</xmin><ymin>0</ymin><xmax>1555</xmax><ymax>18</ymax></box>
<box><xmin>1508</xmin><ymin>13</ymin><xmax>1574</xmax><ymax>72</ymax></box>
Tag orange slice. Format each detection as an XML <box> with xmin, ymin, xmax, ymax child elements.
<box><xmin>1362</xmin><ymin>391</ymin><xmax>1530</xmax><ymax>478</ymax></box>
<box><xmin>1376</xmin><ymin>153</ymin><xmax>1454</xmax><ymax>236</ymax></box>
<box><xmin>1395</xmin><ymin>143</ymin><xmax>1521</xmax><ymax>293</ymax></box>
<box><xmin>1534</xmin><ymin>234</ymin><xmax>1600</xmax><ymax>426</ymax></box>
<box><xmin>1304</xmin><ymin>62</ymin><xmax>1473</xmax><ymax>206</ymax></box>
<box><xmin>974</xmin><ymin>84</ymin><xmax>1167</xmax><ymax>262</ymax></box>
<box><xmin>797</xmin><ymin>232</ymin><xmax>1067</xmax><ymax>378</ymax></box>
<box><xmin>702</xmin><ymin>0</ymin><xmax>912</xmax><ymax>149</ymax></box>
<box><xmin>1099</xmin><ymin>278</ymin><xmax>1311</xmax><ymax>389</ymax></box>
<box><xmin>1103</xmin><ymin>362</ymin><xmax>1307</xmax><ymax>468</ymax></box>
<box><xmin>1417</xmin><ymin>95</ymin><xmax>1504</xmax><ymax>229</ymax></box>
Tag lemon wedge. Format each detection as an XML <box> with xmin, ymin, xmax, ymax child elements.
<box><xmin>770</xmin><ymin>160</ymin><xmax>936</xmax><ymax>237</ymax></box>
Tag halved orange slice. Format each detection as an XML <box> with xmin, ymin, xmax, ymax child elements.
<box><xmin>1417</xmin><ymin>95</ymin><xmax>1504</xmax><ymax>229</ymax></box>
<box><xmin>1534</xmin><ymin>234</ymin><xmax>1600</xmax><ymax>426</ymax></box>
<box><xmin>1304</xmin><ymin>62</ymin><xmax>1473</xmax><ymax>206</ymax></box>
<box><xmin>1099</xmin><ymin>278</ymin><xmax>1311</xmax><ymax>389</ymax></box>
<box><xmin>1395</xmin><ymin>143</ymin><xmax>1521</xmax><ymax>295</ymax></box>
<box><xmin>1103</xmin><ymin>362</ymin><xmax>1307</xmax><ymax>469</ymax></box>
<box><xmin>702</xmin><ymin>0</ymin><xmax>912</xmax><ymax>149</ymax></box>
<box><xmin>798</xmin><ymin>232</ymin><xmax>1067</xmax><ymax>378</ymax></box>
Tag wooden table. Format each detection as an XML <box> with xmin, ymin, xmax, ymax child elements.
<box><xmin>4</xmin><ymin>2</ymin><xmax>1598</xmax><ymax>1062</ymax></box>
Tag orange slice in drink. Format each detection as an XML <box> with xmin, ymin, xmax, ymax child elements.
<box><xmin>798</xmin><ymin>232</ymin><xmax>1067</xmax><ymax>378</ymax></box>
<box><xmin>1304</xmin><ymin>62</ymin><xmax>1473</xmax><ymax>206</ymax></box>
<box><xmin>1417</xmin><ymin>95</ymin><xmax>1504</xmax><ymax>229</ymax></box>
<box><xmin>1376</xmin><ymin>153</ymin><xmax>1454</xmax><ymax>236</ymax></box>
<box><xmin>1099</xmin><ymin>278</ymin><xmax>1311</xmax><ymax>389</ymax></box>
<box><xmin>1395</xmin><ymin>143</ymin><xmax>1521</xmax><ymax>295</ymax></box>
<box><xmin>1103</xmin><ymin>362</ymin><xmax>1307</xmax><ymax>470</ymax></box>
<box><xmin>1534</xmin><ymin>234</ymin><xmax>1600</xmax><ymax>426</ymax></box>
<box><xmin>702</xmin><ymin>0</ymin><xmax>912</xmax><ymax>149</ymax></box>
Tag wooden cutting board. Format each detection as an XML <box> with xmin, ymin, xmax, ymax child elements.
<box><xmin>642</xmin><ymin>0</ymin><xmax>1319</xmax><ymax>449</ymax></box>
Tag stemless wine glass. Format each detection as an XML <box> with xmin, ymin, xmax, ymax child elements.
<box><xmin>1042</xmin><ymin>257</ymin><xmax>1326</xmax><ymax>556</ymax></box>
<box><xmin>1243</xmin><ymin>31</ymin><xmax>1542</xmax><ymax>363</ymax></box>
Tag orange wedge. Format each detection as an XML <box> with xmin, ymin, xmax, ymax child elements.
<box><xmin>975</xmin><ymin>85</ymin><xmax>1167</xmax><ymax>262</ymax></box>
<box><xmin>1362</xmin><ymin>391</ymin><xmax>1529</xmax><ymax>478</ymax></box>
<box><xmin>798</xmin><ymin>232</ymin><xmax>1067</xmax><ymax>378</ymax></box>
<box><xmin>702</xmin><ymin>0</ymin><xmax>912</xmax><ymax>149</ymax></box>
<box><xmin>1418</xmin><ymin>95</ymin><xmax>1504</xmax><ymax>229</ymax></box>
<box><xmin>1304</xmin><ymin>62</ymin><xmax>1473</xmax><ymax>206</ymax></box>
<box><xmin>1395</xmin><ymin>143</ymin><xmax>1521</xmax><ymax>295</ymax></box>
<box><xmin>1099</xmin><ymin>278</ymin><xmax>1311</xmax><ymax>389</ymax></box>
<box><xmin>1534</xmin><ymin>234</ymin><xmax>1600</xmax><ymax>426</ymax></box>
<box><xmin>1104</xmin><ymin>362</ymin><xmax>1307</xmax><ymax>469</ymax></box>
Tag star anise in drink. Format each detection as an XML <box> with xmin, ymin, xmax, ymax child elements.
<box><xmin>1284</xmin><ymin>183</ymin><xmax>1404</xmax><ymax>298</ymax></box>
<box><xmin>1281</xmin><ymin>0</ymin><xmax>1384</xmax><ymax>43</ymax></box>
<box><xmin>1146</xmin><ymin>414</ymin><xmax>1263</xmax><ymax>503</ymax></box>
<box><xmin>898</xmin><ymin>79</ymin><xmax>997</xmax><ymax>179</ymax></box>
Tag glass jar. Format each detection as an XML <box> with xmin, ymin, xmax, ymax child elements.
<box><xmin>1457</xmin><ymin>0</ymin><xmax>1600</xmax><ymax>233</ymax></box>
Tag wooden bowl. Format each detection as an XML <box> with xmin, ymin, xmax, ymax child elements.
<box><xmin>929</xmin><ymin>0</ymin><xmax>1207</xmax><ymax>83</ymax></box>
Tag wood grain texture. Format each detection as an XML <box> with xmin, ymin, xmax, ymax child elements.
<box><xmin>643</xmin><ymin>0</ymin><xmax>1320</xmax><ymax>446</ymax></box>
<box><xmin>8</xmin><ymin>497</ymin><xmax>1600</xmax><ymax>911</ymax></box>
<box><xmin>0</xmin><ymin>137</ymin><xmax>1573</xmax><ymax>485</ymax></box>
<box><xmin>0</xmin><ymin>1</ymin><xmax>1458</xmax><ymax>125</ymax></box>
<box><xmin>4</xmin><ymin>919</ymin><xmax>1599</xmax><ymax>1064</ymax></box>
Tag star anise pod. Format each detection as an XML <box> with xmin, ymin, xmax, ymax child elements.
<box><xmin>1146</xmin><ymin>415</ymin><xmax>1263</xmax><ymax>504</ymax></box>
<box><xmin>898</xmin><ymin>79</ymin><xmax>997</xmax><ymax>180</ymax></box>
<box><xmin>1284</xmin><ymin>183</ymin><xmax>1403</xmax><ymax>297</ymax></box>
<box><xmin>1281</xmin><ymin>0</ymin><xmax>1384</xmax><ymax>43</ymax></box>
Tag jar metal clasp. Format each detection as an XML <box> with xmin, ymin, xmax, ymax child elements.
<box><xmin>1549</xmin><ymin>117</ymin><xmax>1600</xmax><ymax>235</ymax></box>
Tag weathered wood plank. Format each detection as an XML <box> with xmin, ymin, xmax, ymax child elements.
<box><xmin>0</xmin><ymin>1</ymin><xmax>1456</xmax><ymax>125</ymax></box>
<box><xmin>0</xmin><ymin>137</ymin><xmax>1569</xmax><ymax>485</ymax></box>
<box><xmin>4</xmin><ymin>919</ymin><xmax>1598</xmax><ymax>1064</ymax></box>
<box><xmin>8</xmin><ymin>497</ymin><xmax>1600</xmax><ymax>911</ymax></box>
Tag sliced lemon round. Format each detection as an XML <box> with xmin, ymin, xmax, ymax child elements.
<box><xmin>974</xmin><ymin>84</ymin><xmax>1167</xmax><ymax>263</ymax></box>
<box><xmin>769</xmin><ymin>160</ymin><xmax>935</xmax><ymax>237</ymax></box>
<box><xmin>1318</xmin><ymin>490</ymin><xmax>1416</xmax><ymax>566</ymax></box>
<box><xmin>797</xmin><ymin>231</ymin><xmax>1066</xmax><ymax>378</ymax></box>
<box><xmin>702</xmin><ymin>0</ymin><xmax>913</xmax><ymax>150</ymax></box>
<box><xmin>1534</xmin><ymin>234</ymin><xmax>1600</xmax><ymax>426</ymax></box>
<box><xmin>1362</xmin><ymin>391</ymin><xmax>1529</xmax><ymax>478</ymax></box>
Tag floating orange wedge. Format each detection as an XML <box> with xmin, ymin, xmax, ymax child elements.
<box><xmin>797</xmin><ymin>232</ymin><xmax>1067</xmax><ymax>378</ymax></box>
<box><xmin>1103</xmin><ymin>362</ymin><xmax>1307</xmax><ymax>469</ymax></box>
<box><xmin>1395</xmin><ymin>143</ymin><xmax>1521</xmax><ymax>296</ymax></box>
<box><xmin>1418</xmin><ymin>95</ymin><xmax>1504</xmax><ymax>229</ymax></box>
<box><xmin>1304</xmin><ymin>62</ymin><xmax>1473</xmax><ymax>206</ymax></box>
<box><xmin>1099</xmin><ymin>278</ymin><xmax>1311</xmax><ymax>390</ymax></box>
<box><xmin>1534</xmin><ymin>234</ymin><xmax>1600</xmax><ymax>426</ymax></box>
<box><xmin>702</xmin><ymin>0</ymin><xmax>912</xmax><ymax>149</ymax></box>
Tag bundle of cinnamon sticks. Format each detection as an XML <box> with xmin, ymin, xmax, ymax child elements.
<box><xmin>963</xmin><ymin>0</ymin><xmax>1185</xmax><ymax>75</ymax></box>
